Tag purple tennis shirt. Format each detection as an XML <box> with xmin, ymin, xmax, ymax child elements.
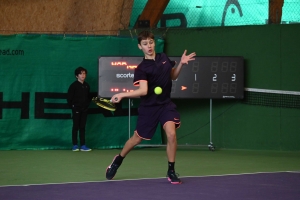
<box><xmin>133</xmin><ymin>53</ymin><xmax>176</xmax><ymax>106</ymax></box>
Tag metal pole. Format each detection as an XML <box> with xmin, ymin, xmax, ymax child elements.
<box><xmin>210</xmin><ymin>98</ymin><xmax>212</xmax><ymax>144</ymax></box>
<box><xmin>208</xmin><ymin>99</ymin><xmax>215</xmax><ymax>151</ymax></box>
<box><xmin>128</xmin><ymin>98</ymin><xmax>131</xmax><ymax>139</ymax></box>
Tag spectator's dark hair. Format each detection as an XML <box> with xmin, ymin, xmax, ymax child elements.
<box><xmin>74</xmin><ymin>67</ymin><xmax>87</xmax><ymax>77</ymax></box>
<box><xmin>137</xmin><ymin>30</ymin><xmax>154</xmax><ymax>44</ymax></box>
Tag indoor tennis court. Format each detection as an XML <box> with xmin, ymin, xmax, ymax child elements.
<box><xmin>1</xmin><ymin>1</ymin><xmax>300</xmax><ymax>200</ymax></box>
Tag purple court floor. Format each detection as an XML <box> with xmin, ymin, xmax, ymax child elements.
<box><xmin>1</xmin><ymin>172</ymin><xmax>299</xmax><ymax>200</ymax></box>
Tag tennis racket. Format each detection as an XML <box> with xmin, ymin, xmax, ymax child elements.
<box><xmin>92</xmin><ymin>97</ymin><xmax>117</xmax><ymax>111</ymax></box>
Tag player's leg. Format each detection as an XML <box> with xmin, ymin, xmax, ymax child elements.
<box><xmin>160</xmin><ymin>102</ymin><xmax>182</xmax><ymax>184</ymax></box>
<box><xmin>164</xmin><ymin>122</ymin><xmax>177</xmax><ymax>162</ymax></box>
<box><xmin>106</xmin><ymin>132</ymin><xmax>142</xmax><ymax>180</ymax></box>
<box><xmin>120</xmin><ymin>131</ymin><xmax>143</xmax><ymax>156</ymax></box>
<box><xmin>106</xmin><ymin>106</ymin><xmax>157</xmax><ymax>180</ymax></box>
<box><xmin>164</xmin><ymin>122</ymin><xmax>182</xmax><ymax>184</ymax></box>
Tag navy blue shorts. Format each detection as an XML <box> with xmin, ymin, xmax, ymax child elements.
<box><xmin>135</xmin><ymin>101</ymin><xmax>180</xmax><ymax>140</ymax></box>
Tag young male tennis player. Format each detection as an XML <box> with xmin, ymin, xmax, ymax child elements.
<box><xmin>106</xmin><ymin>31</ymin><xmax>196</xmax><ymax>184</ymax></box>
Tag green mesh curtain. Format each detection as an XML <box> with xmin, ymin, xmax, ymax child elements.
<box><xmin>130</xmin><ymin>0</ymin><xmax>300</xmax><ymax>28</ymax></box>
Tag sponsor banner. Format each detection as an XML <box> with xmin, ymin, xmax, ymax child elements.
<box><xmin>0</xmin><ymin>34</ymin><xmax>164</xmax><ymax>150</ymax></box>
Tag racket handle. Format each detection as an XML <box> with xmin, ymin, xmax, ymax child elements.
<box><xmin>110</xmin><ymin>97</ymin><xmax>118</xmax><ymax>102</ymax></box>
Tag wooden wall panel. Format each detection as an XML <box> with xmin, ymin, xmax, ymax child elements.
<box><xmin>135</xmin><ymin>0</ymin><xmax>169</xmax><ymax>28</ymax></box>
<box><xmin>0</xmin><ymin>0</ymin><xmax>134</xmax><ymax>35</ymax></box>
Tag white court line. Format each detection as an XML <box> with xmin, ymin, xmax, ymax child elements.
<box><xmin>0</xmin><ymin>170</ymin><xmax>299</xmax><ymax>188</ymax></box>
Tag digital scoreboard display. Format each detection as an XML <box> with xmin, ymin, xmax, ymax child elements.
<box><xmin>98</xmin><ymin>56</ymin><xmax>244</xmax><ymax>99</ymax></box>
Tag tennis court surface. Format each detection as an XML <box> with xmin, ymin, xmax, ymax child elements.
<box><xmin>1</xmin><ymin>149</ymin><xmax>299</xmax><ymax>200</ymax></box>
<box><xmin>1</xmin><ymin>172</ymin><xmax>299</xmax><ymax>200</ymax></box>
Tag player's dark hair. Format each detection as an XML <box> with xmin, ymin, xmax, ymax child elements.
<box><xmin>75</xmin><ymin>66</ymin><xmax>87</xmax><ymax>77</ymax></box>
<box><xmin>137</xmin><ymin>30</ymin><xmax>154</xmax><ymax>44</ymax></box>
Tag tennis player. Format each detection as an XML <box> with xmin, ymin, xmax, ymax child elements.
<box><xmin>106</xmin><ymin>31</ymin><xmax>196</xmax><ymax>184</ymax></box>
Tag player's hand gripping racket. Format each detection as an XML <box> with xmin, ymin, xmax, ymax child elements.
<box><xmin>92</xmin><ymin>97</ymin><xmax>118</xmax><ymax>111</ymax></box>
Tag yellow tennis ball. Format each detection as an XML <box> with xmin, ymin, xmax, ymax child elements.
<box><xmin>154</xmin><ymin>87</ymin><xmax>162</xmax><ymax>95</ymax></box>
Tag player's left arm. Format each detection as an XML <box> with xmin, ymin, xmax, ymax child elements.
<box><xmin>171</xmin><ymin>50</ymin><xmax>196</xmax><ymax>80</ymax></box>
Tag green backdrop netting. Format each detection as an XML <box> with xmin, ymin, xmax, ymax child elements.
<box><xmin>0</xmin><ymin>34</ymin><xmax>164</xmax><ymax>150</ymax></box>
<box><xmin>130</xmin><ymin>0</ymin><xmax>300</xmax><ymax>28</ymax></box>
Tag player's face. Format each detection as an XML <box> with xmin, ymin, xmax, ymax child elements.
<box><xmin>138</xmin><ymin>38</ymin><xmax>155</xmax><ymax>59</ymax></box>
<box><xmin>76</xmin><ymin>71</ymin><xmax>86</xmax><ymax>83</ymax></box>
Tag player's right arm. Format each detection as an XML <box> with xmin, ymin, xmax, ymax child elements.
<box><xmin>111</xmin><ymin>81</ymin><xmax>147</xmax><ymax>103</ymax></box>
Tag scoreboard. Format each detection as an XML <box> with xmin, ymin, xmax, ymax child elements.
<box><xmin>98</xmin><ymin>56</ymin><xmax>244</xmax><ymax>99</ymax></box>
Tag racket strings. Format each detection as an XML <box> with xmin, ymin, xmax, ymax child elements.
<box><xmin>92</xmin><ymin>97</ymin><xmax>116</xmax><ymax>111</ymax></box>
